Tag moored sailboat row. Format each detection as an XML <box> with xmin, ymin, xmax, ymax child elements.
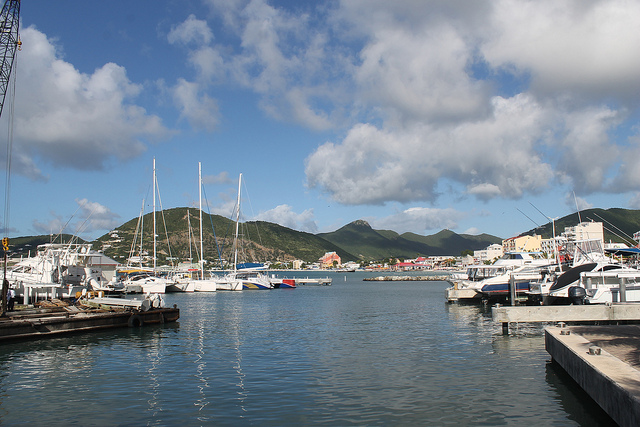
<box><xmin>2</xmin><ymin>165</ymin><xmax>300</xmax><ymax>304</ymax></box>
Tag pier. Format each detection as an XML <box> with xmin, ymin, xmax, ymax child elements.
<box><xmin>296</xmin><ymin>277</ymin><xmax>332</xmax><ymax>285</ymax></box>
<box><xmin>0</xmin><ymin>303</ymin><xmax>179</xmax><ymax>342</ymax></box>
<box><xmin>364</xmin><ymin>275</ymin><xmax>451</xmax><ymax>282</ymax></box>
<box><xmin>546</xmin><ymin>324</ymin><xmax>640</xmax><ymax>427</ymax></box>
<box><xmin>492</xmin><ymin>303</ymin><xmax>640</xmax><ymax>334</ymax></box>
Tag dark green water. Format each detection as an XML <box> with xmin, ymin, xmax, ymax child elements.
<box><xmin>0</xmin><ymin>272</ymin><xmax>613</xmax><ymax>425</ymax></box>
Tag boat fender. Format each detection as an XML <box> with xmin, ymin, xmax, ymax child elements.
<box><xmin>128</xmin><ymin>314</ymin><xmax>144</xmax><ymax>327</ymax></box>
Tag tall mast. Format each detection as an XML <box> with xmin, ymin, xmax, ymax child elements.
<box><xmin>199</xmin><ymin>162</ymin><xmax>204</xmax><ymax>279</ymax></box>
<box><xmin>233</xmin><ymin>173</ymin><xmax>242</xmax><ymax>271</ymax></box>
<box><xmin>153</xmin><ymin>157</ymin><xmax>156</xmax><ymax>271</ymax></box>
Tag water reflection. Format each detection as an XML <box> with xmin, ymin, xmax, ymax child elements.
<box><xmin>545</xmin><ymin>361</ymin><xmax>615</xmax><ymax>426</ymax></box>
<box><xmin>0</xmin><ymin>274</ymin><xmax>615</xmax><ymax>425</ymax></box>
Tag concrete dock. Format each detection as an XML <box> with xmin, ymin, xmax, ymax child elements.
<box><xmin>444</xmin><ymin>285</ymin><xmax>481</xmax><ymax>302</ymax></box>
<box><xmin>492</xmin><ymin>303</ymin><xmax>640</xmax><ymax>334</ymax></box>
<box><xmin>546</xmin><ymin>325</ymin><xmax>640</xmax><ymax>427</ymax></box>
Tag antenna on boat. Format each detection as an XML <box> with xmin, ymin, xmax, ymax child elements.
<box><xmin>528</xmin><ymin>202</ymin><xmax>560</xmax><ymax>268</ymax></box>
<box><xmin>573</xmin><ymin>191</ymin><xmax>582</xmax><ymax>223</ymax></box>
<box><xmin>516</xmin><ymin>208</ymin><xmax>540</xmax><ymax>228</ymax></box>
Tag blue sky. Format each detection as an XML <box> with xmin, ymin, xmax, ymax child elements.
<box><xmin>2</xmin><ymin>0</ymin><xmax>640</xmax><ymax>242</ymax></box>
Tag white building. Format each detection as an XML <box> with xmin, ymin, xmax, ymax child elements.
<box><xmin>474</xmin><ymin>244</ymin><xmax>503</xmax><ymax>264</ymax></box>
<box><xmin>561</xmin><ymin>221</ymin><xmax>603</xmax><ymax>243</ymax></box>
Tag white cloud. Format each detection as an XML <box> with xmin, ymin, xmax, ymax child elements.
<box><xmin>370</xmin><ymin>207</ymin><xmax>466</xmax><ymax>234</ymax></box>
<box><xmin>32</xmin><ymin>198</ymin><xmax>120</xmax><ymax>238</ymax></box>
<box><xmin>256</xmin><ymin>204</ymin><xmax>318</xmax><ymax>233</ymax></box>
<box><xmin>483</xmin><ymin>0</ymin><xmax>640</xmax><ymax>102</ymax></box>
<box><xmin>172</xmin><ymin>78</ymin><xmax>220</xmax><ymax>131</ymax></box>
<box><xmin>306</xmin><ymin>94</ymin><xmax>555</xmax><ymax>204</ymax></box>
<box><xmin>168</xmin><ymin>14</ymin><xmax>214</xmax><ymax>46</ymax></box>
<box><xmin>7</xmin><ymin>26</ymin><xmax>170</xmax><ymax>179</ymax></box>
<box><xmin>565</xmin><ymin>193</ymin><xmax>593</xmax><ymax>212</ymax></box>
<box><xmin>75</xmin><ymin>198</ymin><xmax>122</xmax><ymax>234</ymax></box>
<box><xmin>188</xmin><ymin>1</ymin><xmax>640</xmax><ymax>210</ymax></box>
<box><xmin>202</xmin><ymin>171</ymin><xmax>233</xmax><ymax>185</ymax></box>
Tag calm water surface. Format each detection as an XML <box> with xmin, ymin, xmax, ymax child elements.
<box><xmin>0</xmin><ymin>272</ymin><xmax>613</xmax><ymax>426</ymax></box>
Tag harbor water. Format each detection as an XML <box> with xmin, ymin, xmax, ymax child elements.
<box><xmin>0</xmin><ymin>271</ymin><xmax>613</xmax><ymax>425</ymax></box>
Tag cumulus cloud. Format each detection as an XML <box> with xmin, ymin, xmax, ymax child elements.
<box><xmin>306</xmin><ymin>94</ymin><xmax>555</xmax><ymax>204</ymax></box>
<box><xmin>168</xmin><ymin>14</ymin><xmax>214</xmax><ymax>46</ymax></box>
<box><xmin>5</xmin><ymin>26</ymin><xmax>170</xmax><ymax>179</ymax></box>
<box><xmin>370</xmin><ymin>207</ymin><xmax>466</xmax><ymax>234</ymax></box>
<box><xmin>172</xmin><ymin>78</ymin><xmax>220</xmax><ymax>131</ymax></box>
<box><xmin>565</xmin><ymin>193</ymin><xmax>593</xmax><ymax>212</ymax></box>
<box><xmin>75</xmin><ymin>198</ymin><xmax>122</xmax><ymax>234</ymax></box>
<box><xmin>256</xmin><ymin>204</ymin><xmax>318</xmax><ymax>233</ymax></box>
<box><xmin>32</xmin><ymin>198</ymin><xmax>120</xmax><ymax>238</ymax></box>
<box><xmin>483</xmin><ymin>0</ymin><xmax>640</xmax><ymax>102</ymax></box>
<box><xmin>189</xmin><ymin>0</ymin><xmax>640</xmax><ymax>218</ymax></box>
<box><xmin>202</xmin><ymin>171</ymin><xmax>234</xmax><ymax>185</ymax></box>
<box><xmin>302</xmin><ymin>0</ymin><xmax>640</xmax><ymax>207</ymax></box>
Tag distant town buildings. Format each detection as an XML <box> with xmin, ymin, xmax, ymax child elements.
<box><xmin>319</xmin><ymin>251</ymin><xmax>341</xmax><ymax>268</ymax></box>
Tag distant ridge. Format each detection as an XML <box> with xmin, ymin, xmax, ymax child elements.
<box><xmin>10</xmin><ymin>207</ymin><xmax>638</xmax><ymax>264</ymax></box>
<box><xmin>318</xmin><ymin>220</ymin><xmax>501</xmax><ymax>260</ymax></box>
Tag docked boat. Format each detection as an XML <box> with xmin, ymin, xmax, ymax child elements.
<box><xmin>230</xmin><ymin>268</ymin><xmax>273</xmax><ymax>290</ymax></box>
<box><xmin>222</xmin><ymin>173</ymin><xmax>273</xmax><ymax>290</ymax></box>
<box><xmin>269</xmin><ymin>275</ymin><xmax>296</xmax><ymax>288</ymax></box>
<box><xmin>7</xmin><ymin>243</ymin><xmax>116</xmax><ymax>303</ymax></box>
<box><xmin>581</xmin><ymin>269</ymin><xmax>640</xmax><ymax>304</ymax></box>
<box><xmin>525</xmin><ymin>238</ymin><xmax>640</xmax><ymax>304</ymax></box>
<box><xmin>445</xmin><ymin>252</ymin><xmax>554</xmax><ymax>303</ymax></box>
<box><xmin>111</xmin><ymin>268</ymin><xmax>169</xmax><ymax>294</ymax></box>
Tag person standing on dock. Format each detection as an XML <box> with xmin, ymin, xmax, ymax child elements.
<box><xmin>7</xmin><ymin>287</ymin><xmax>14</xmax><ymax>311</ymax></box>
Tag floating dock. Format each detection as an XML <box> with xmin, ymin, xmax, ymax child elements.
<box><xmin>296</xmin><ymin>277</ymin><xmax>332</xmax><ymax>285</ymax></box>
<box><xmin>546</xmin><ymin>324</ymin><xmax>640</xmax><ymax>427</ymax></box>
<box><xmin>492</xmin><ymin>303</ymin><xmax>640</xmax><ymax>334</ymax></box>
<box><xmin>0</xmin><ymin>303</ymin><xmax>179</xmax><ymax>342</ymax></box>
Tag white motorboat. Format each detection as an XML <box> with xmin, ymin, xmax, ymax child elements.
<box><xmin>7</xmin><ymin>243</ymin><xmax>114</xmax><ymax>303</ymax></box>
<box><xmin>445</xmin><ymin>252</ymin><xmax>555</xmax><ymax>302</ymax></box>
<box><xmin>111</xmin><ymin>268</ymin><xmax>169</xmax><ymax>294</ymax></box>
<box><xmin>581</xmin><ymin>269</ymin><xmax>640</xmax><ymax>304</ymax></box>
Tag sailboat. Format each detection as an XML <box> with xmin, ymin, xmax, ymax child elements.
<box><xmin>113</xmin><ymin>158</ymin><xmax>170</xmax><ymax>294</ymax></box>
<box><xmin>222</xmin><ymin>173</ymin><xmax>272</xmax><ymax>290</ymax></box>
<box><xmin>184</xmin><ymin>163</ymin><xmax>219</xmax><ymax>292</ymax></box>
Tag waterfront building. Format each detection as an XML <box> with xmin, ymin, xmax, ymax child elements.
<box><xmin>474</xmin><ymin>244</ymin><xmax>503</xmax><ymax>264</ymax></box>
<box><xmin>319</xmin><ymin>251</ymin><xmax>341</xmax><ymax>268</ymax></box>
<box><xmin>502</xmin><ymin>234</ymin><xmax>542</xmax><ymax>253</ymax></box>
<box><xmin>561</xmin><ymin>221</ymin><xmax>603</xmax><ymax>243</ymax></box>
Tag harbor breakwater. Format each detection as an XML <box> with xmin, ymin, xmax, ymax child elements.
<box><xmin>363</xmin><ymin>275</ymin><xmax>451</xmax><ymax>281</ymax></box>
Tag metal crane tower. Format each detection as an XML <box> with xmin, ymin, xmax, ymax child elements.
<box><xmin>0</xmin><ymin>0</ymin><xmax>18</xmax><ymax>316</ymax></box>
<box><xmin>0</xmin><ymin>0</ymin><xmax>20</xmax><ymax>120</ymax></box>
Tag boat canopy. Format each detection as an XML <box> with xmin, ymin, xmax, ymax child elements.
<box><xmin>605</xmin><ymin>247</ymin><xmax>640</xmax><ymax>256</ymax></box>
<box><xmin>236</xmin><ymin>262</ymin><xmax>265</xmax><ymax>270</ymax></box>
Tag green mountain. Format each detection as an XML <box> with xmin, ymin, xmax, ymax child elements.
<box><xmin>91</xmin><ymin>207</ymin><xmax>353</xmax><ymax>266</ymax></box>
<box><xmin>18</xmin><ymin>207</ymin><xmax>639</xmax><ymax>265</ymax></box>
<box><xmin>318</xmin><ymin>220</ymin><xmax>501</xmax><ymax>260</ymax></box>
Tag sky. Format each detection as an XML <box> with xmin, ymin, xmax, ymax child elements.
<box><xmin>2</xmin><ymin>0</ymin><xmax>640</xmax><ymax>242</ymax></box>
